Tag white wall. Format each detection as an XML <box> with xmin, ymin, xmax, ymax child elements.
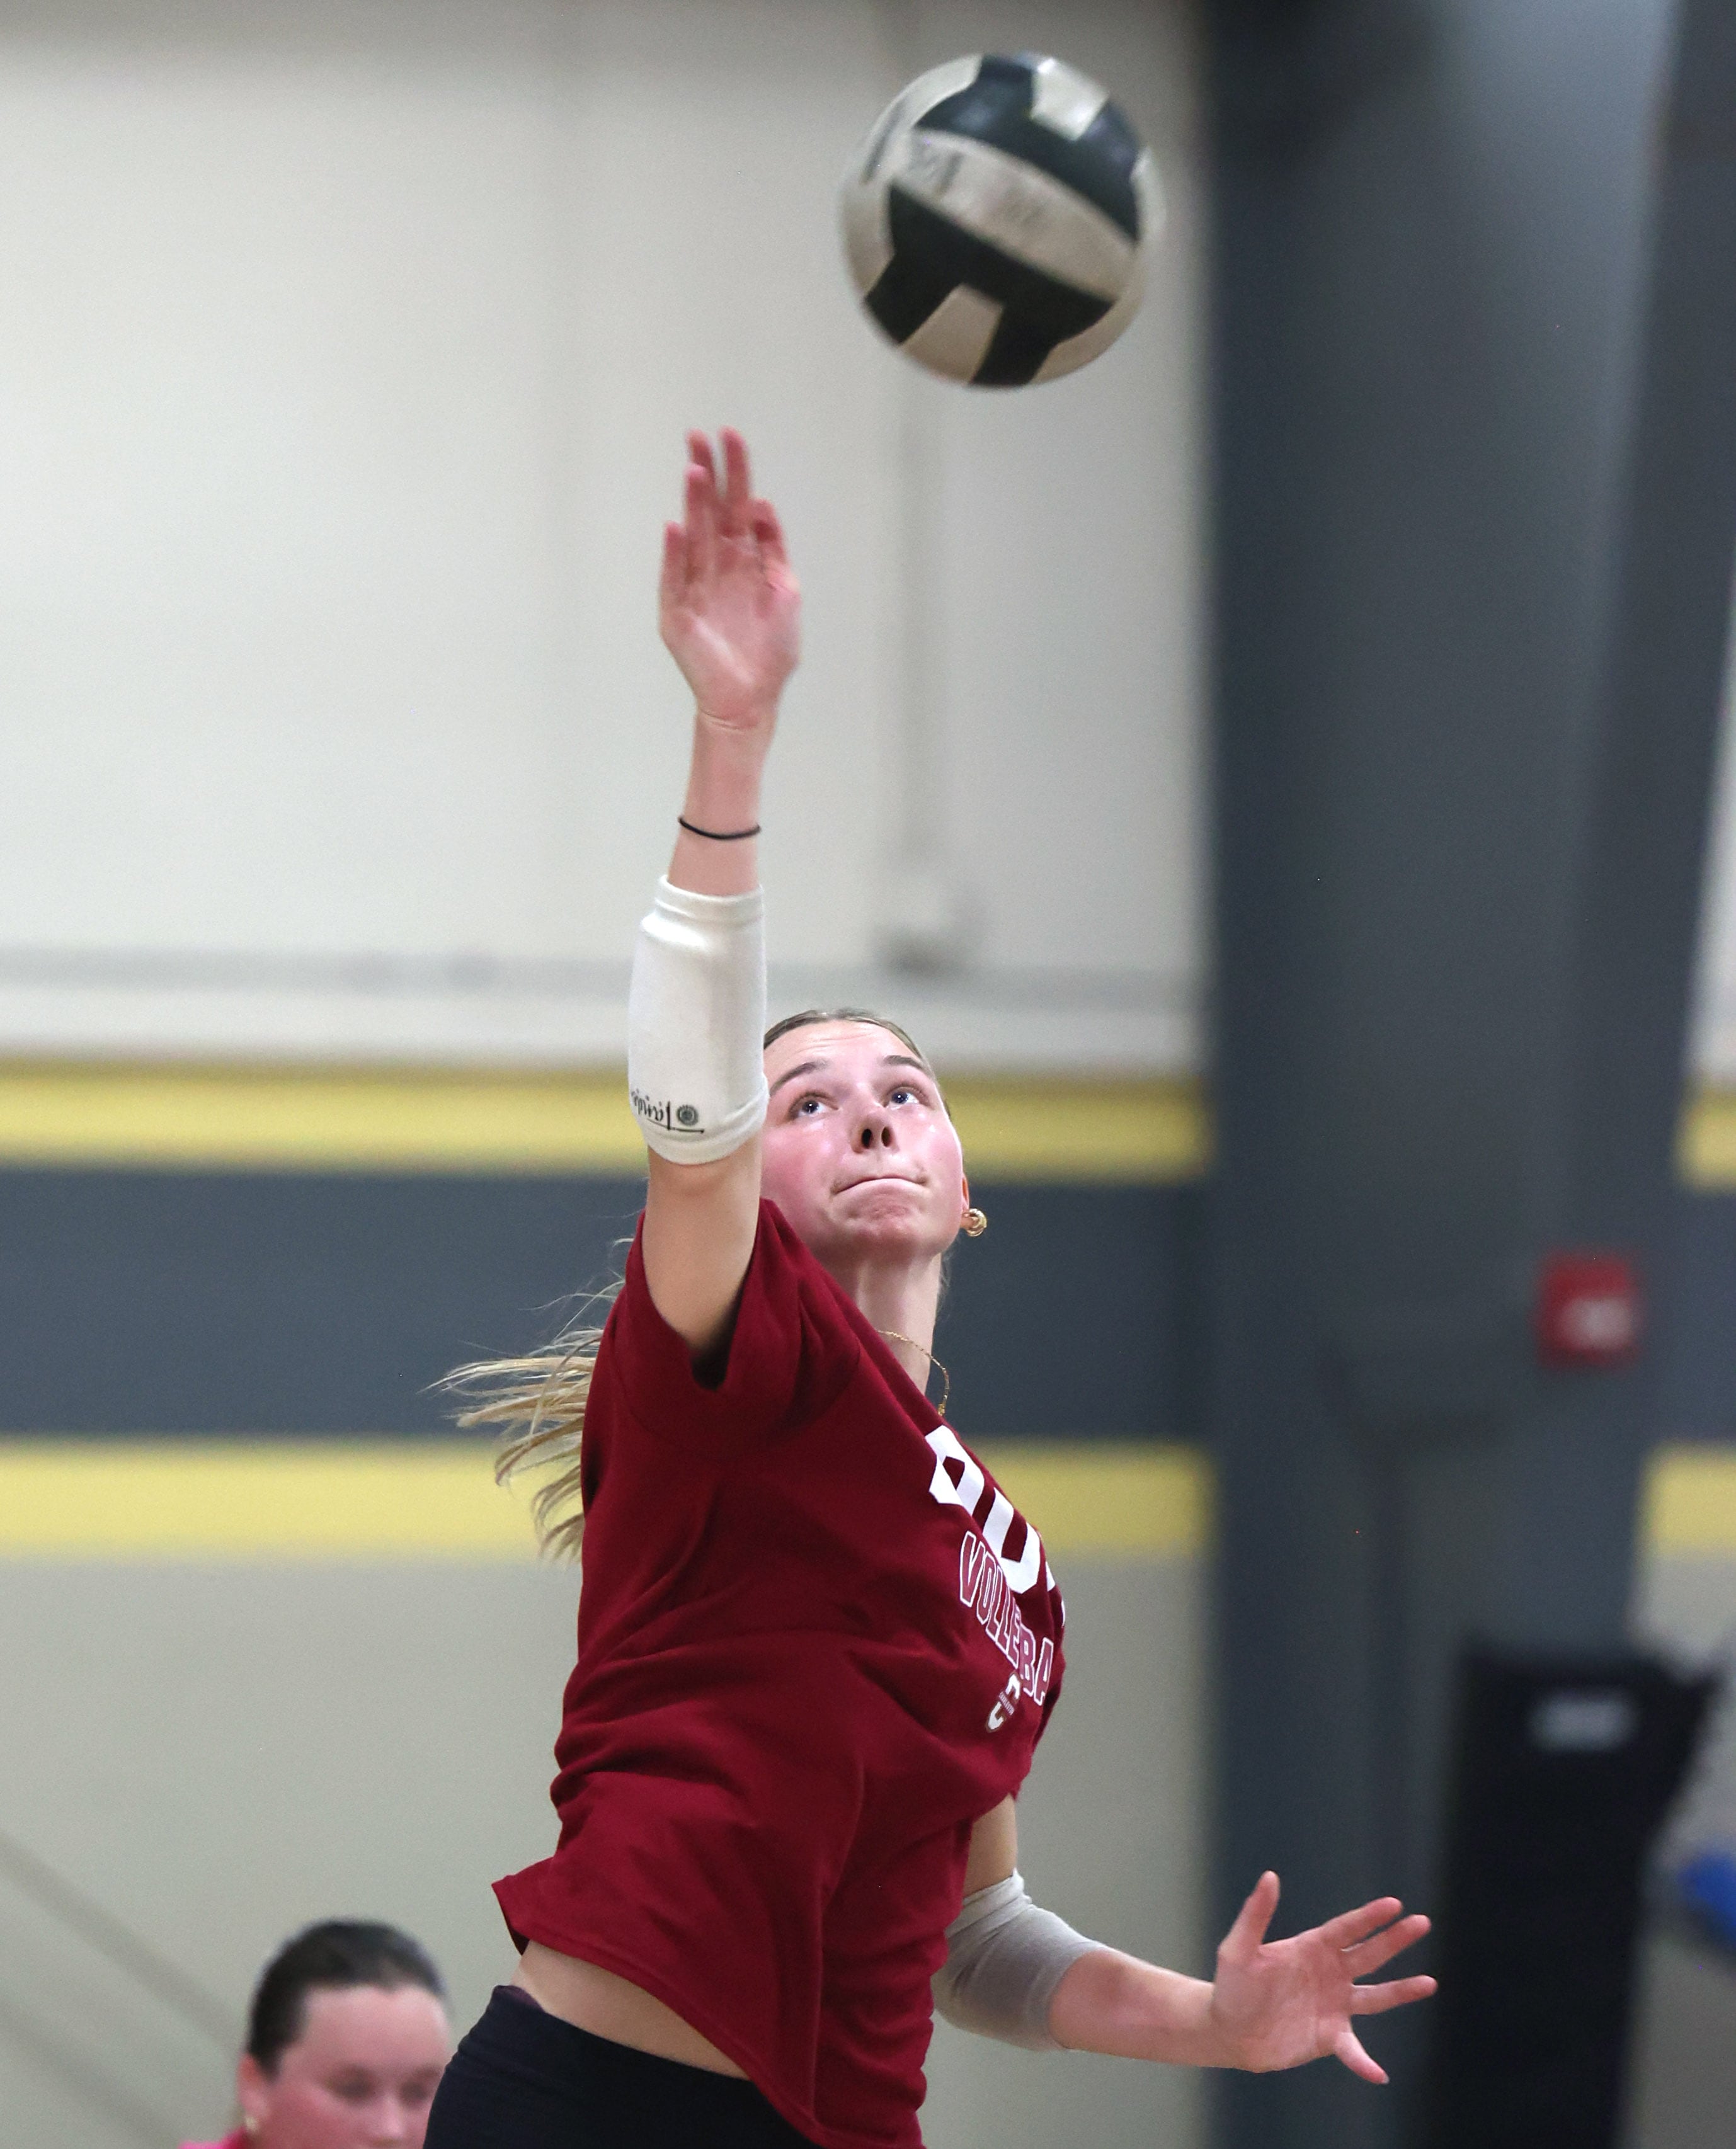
<box><xmin>12</xmin><ymin>0</ymin><xmax>1736</xmax><ymax>1092</ymax></box>
<box><xmin>2</xmin><ymin>1532</ymin><xmax>1729</xmax><ymax>2148</ymax></box>
<box><xmin>0</xmin><ymin>1554</ymin><xmax>1206</xmax><ymax>2149</ymax></box>
<box><xmin>0</xmin><ymin>0</ymin><xmax>1206</xmax><ymax>1074</ymax></box>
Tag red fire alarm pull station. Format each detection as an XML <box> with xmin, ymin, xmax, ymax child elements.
<box><xmin>1535</xmin><ymin>1253</ymin><xmax>1642</xmax><ymax>1367</ymax></box>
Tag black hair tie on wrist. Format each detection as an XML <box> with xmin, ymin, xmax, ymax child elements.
<box><xmin>678</xmin><ymin>816</ymin><xmax>762</xmax><ymax>841</ymax></box>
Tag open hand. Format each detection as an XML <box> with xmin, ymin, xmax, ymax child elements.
<box><xmin>659</xmin><ymin>429</ymin><xmax>801</xmax><ymax>739</ymax></box>
<box><xmin>1209</xmin><ymin>1873</ymin><xmax>1436</xmax><ymax>2083</ymax></box>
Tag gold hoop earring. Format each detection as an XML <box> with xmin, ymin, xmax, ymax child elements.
<box><xmin>961</xmin><ymin>1207</ymin><xmax>988</xmax><ymax>1238</ymax></box>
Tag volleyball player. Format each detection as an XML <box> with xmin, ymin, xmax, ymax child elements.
<box><xmin>424</xmin><ymin>432</ymin><xmax>1435</xmax><ymax>2149</ymax></box>
<box><xmin>184</xmin><ymin>1920</ymin><xmax>450</xmax><ymax>2149</ymax></box>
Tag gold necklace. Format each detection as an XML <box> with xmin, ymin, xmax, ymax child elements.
<box><xmin>877</xmin><ymin>1330</ymin><xmax>950</xmax><ymax>1419</ymax></box>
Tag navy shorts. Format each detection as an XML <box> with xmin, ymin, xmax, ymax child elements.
<box><xmin>424</xmin><ymin>1985</ymin><xmax>819</xmax><ymax>2149</ymax></box>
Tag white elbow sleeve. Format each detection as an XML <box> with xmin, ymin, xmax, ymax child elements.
<box><xmin>931</xmin><ymin>1872</ymin><xmax>1099</xmax><ymax>2051</ymax></box>
<box><xmin>627</xmin><ymin>879</ymin><xmax>768</xmax><ymax>1164</ymax></box>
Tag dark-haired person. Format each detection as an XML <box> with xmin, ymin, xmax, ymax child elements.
<box><xmin>183</xmin><ymin>1920</ymin><xmax>450</xmax><ymax>2149</ymax></box>
<box><xmin>425</xmin><ymin>434</ymin><xmax>1436</xmax><ymax>2149</ymax></box>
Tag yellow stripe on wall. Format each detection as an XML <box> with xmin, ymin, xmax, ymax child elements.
<box><xmin>0</xmin><ymin>1062</ymin><xmax>1209</xmax><ymax>1182</ymax></box>
<box><xmin>1681</xmin><ymin>1086</ymin><xmax>1736</xmax><ymax>1189</ymax></box>
<box><xmin>1642</xmin><ymin>1445</ymin><xmax>1736</xmax><ymax>1554</ymax></box>
<box><xmin>0</xmin><ymin>1441</ymin><xmax>1208</xmax><ymax>1561</ymax></box>
<box><xmin>13</xmin><ymin>1064</ymin><xmax>1736</xmax><ymax>1187</ymax></box>
<box><xmin>0</xmin><ymin>1443</ymin><xmax>540</xmax><ymax>1560</ymax></box>
<box><xmin>947</xmin><ymin>1081</ymin><xmax>1209</xmax><ymax>1182</ymax></box>
<box><xmin>0</xmin><ymin>1064</ymin><xmax>648</xmax><ymax>1175</ymax></box>
<box><xmin>0</xmin><ymin>1442</ymin><xmax>1727</xmax><ymax>1563</ymax></box>
<box><xmin>980</xmin><ymin>1444</ymin><xmax>1209</xmax><ymax>1557</ymax></box>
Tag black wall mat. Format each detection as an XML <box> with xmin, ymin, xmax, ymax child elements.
<box><xmin>1420</xmin><ymin>1648</ymin><xmax>1716</xmax><ymax>2148</ymax></box>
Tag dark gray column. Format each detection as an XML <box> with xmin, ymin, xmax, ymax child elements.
<box><xmin>1203</xmin><ymin>4</ymin><xmax>1736</xmax><ymax>2146</ymax></box>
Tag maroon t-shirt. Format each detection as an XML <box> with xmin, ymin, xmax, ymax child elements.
<box><xmin>494</xmin><ymin>1201</ymin><xmax>1066</xmax><ymax>2149</ymax></box>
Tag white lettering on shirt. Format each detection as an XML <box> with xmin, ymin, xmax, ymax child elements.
<box><xmin>981</xmin><ymin>1490</ymin><xmax>1041</xmax><ymax>1595</ymax></box>
<box><xmin>930</xmin><ymin>1428</ymin><xmax>1057</xmax><ymax>1714</ymax></box>
<box><xmin>986</xmin><ymin>1673</ymin><xmax>1022</xmax><ymax>1731</ymax></box>
<box><xmin>956</xmin><ymin>1524</ymin><xmax>1054</xmax><ymax>1708</ymax></box>
<box><xmin>927</xmin><ymin>1428</ymin><xmax>1044</xmax><ymax>1593</ymax></box>
<box><xmin>926</xmin><ymin>1424</ymin><xmax>985</xmax><ymax>1517</ymax></box>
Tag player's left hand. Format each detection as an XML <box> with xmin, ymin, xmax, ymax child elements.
<box><xmin>1208</xmin><ymin>1873</ymin><xmax>1436</xmax><ymax>2083</ymax></box>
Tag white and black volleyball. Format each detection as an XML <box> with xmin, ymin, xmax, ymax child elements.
<box><xmin>840</xmin><ymin>52</ymin><xmax>1162</xmax><ymax>388</ymax></box>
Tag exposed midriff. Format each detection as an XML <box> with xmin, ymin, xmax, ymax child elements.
<box><xmin>513</xmin><ymin>1942</ymin><xmax>748</xmax><ymax>2076</ymax></box>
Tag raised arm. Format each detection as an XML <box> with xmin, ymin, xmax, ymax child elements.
<box><xmin>636</xmin><ymin>431</ymin><xmax>801</xmax><ymax>1359</ymax></box>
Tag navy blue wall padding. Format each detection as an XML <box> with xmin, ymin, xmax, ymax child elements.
<box><xmin>0</xmin><ymin>1168</ymin><xmax>1201</xmax><ymax>1441</ymax></box>
<box><xmin>2</xmin><ymin>1165</ymin><xmax>1734</xmax><ymax>1442</ymax></box>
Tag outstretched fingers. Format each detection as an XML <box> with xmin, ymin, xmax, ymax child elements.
<box><xmin>1219</xmin><ymin>1871</ymin><xmax>1280</xmax><ymax>1966</ymax></box>
<box><xmin>1332</xmin><ymin>2028</ymin><xmax>1388</xmax><ymax>2086</ymax></box>
<box><xmin>685</xmin><ymin>459</ymin><xmax>717</xmax><ymax>584</ymax></box>
<box><xmin>751</xmin><ymin>498</ymin><xmax>789</xmax><ymax>573</ymax></box>
<box><xmin>718</xmin><ymin>427</ymin><xmax>752</xmax><ymax>537</ymax></box>
<box><xmin>1342</xmin><ymin>1912</ymin><xmax>1430</xmax><ymax>1977</ymax></box>
<box><xmin>1320</xmin><ymin>1896</ymin><xmax>1405</xmax><ymax>1952</ymax></box>
<box><xmin>1349</xmin><ymin>1974</ymin><xmax>1437</xmax><ymax>2017</ymax></box>
<box><xmin>685</xmin><ymin>430</ymin><xmax>720</xmax><ymax>567</ymax></box>
<box><xmin>660</xmin><ymin>521</ymin><xmax>688</xmax><ymax>608</ymax></box>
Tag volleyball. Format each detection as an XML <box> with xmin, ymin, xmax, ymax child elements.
<box><xmin>839</xmin><ymin>52</ymin><xmax>1162</xmax><ymax>388</ymax></box>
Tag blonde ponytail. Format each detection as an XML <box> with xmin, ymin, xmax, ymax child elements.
<box><xmin>441</xmin><ymin>1289</ymin><xmax>619</xmax><ymax>1561</ymax></box>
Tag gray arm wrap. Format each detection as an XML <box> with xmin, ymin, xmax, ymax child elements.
<box><xmin>930</xmin><ymin>1872</ymin><xmax>1100</xmax><ymax>2051</ymax></box>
